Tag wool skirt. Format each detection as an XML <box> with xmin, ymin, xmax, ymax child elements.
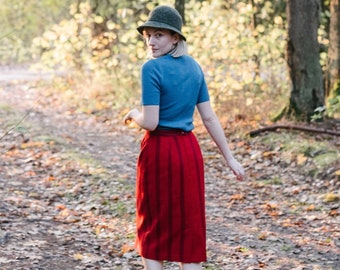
<box><xmin>135</xmin><ymin>129</ymin><xmax>206</xmax><ymax>263</ymax></box>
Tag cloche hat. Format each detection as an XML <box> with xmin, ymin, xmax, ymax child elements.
<box><xmin>137</xmin><ymin>5</ymin><xmax>186</xmax><ymax>41</ymax></box>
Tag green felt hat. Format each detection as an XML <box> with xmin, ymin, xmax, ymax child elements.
<box><xmin>137</xmin><ymin>5</ymin><xmax>186</xmax><ymax>41</ymax></box>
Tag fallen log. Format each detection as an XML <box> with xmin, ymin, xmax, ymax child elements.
<box><xmin>248</xmin><ymin>124</ymin><xmax>340</xmax><ymax>137</ymax></box>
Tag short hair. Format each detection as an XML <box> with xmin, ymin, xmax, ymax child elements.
<box><xmin>170</xmin><ymin>39</ymin><xmax>188</xmax><ymax>58</ymax></box>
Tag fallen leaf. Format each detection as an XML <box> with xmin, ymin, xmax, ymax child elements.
<box><xmin>306</xmin><ymin>204</ymin><xmax>315</xmax><ymax>211</ymax></box>
<box><xmin>73</xmin><ymin>253</ymin><xmax>83</xmax><ymax>260</ymax></box>
<box><xmin>121</xmin><ymin>244</ymin><xmax>134</xmax><ymax>254</ymax></box>
<box><xmin>323</xmin><ymin>193</ymin><xmax>340</xmax><ymax>202</ymax></box>
<box><xmin>297</xmin><ymin>154</ymin><xmax>308</xmax><ymax>165</ymax></box>
<box><xmin>258</xmin><ymin>232</ymin><xmax>267</xmax><ymax>240</ymax></box>
<box><xmin>329</xmin><ymin>209</ymin><xmax>339</xmax><ymax>216</ymax></box>
<box><xmin>56</xmin><ymin>204</ymin><xmax>66</xmax><ymax>210</ymax></box>
<box><xmin>229</xmin><ymin>194</ymin><xmax>244</xmax><ymax>201</ymax></box>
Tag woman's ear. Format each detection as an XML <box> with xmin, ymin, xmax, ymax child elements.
<box><xmin>173</xmin><ymin>34</ymin><xmax>180</xmax><ymax>45</ymax></box>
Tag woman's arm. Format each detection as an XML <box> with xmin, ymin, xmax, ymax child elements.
<box><xmin>123</xmin><ymin>105</ymin><xmax>159</xmax><ymax>131</ymax></box>
<box><xmin>197</xmin><ymin>101</ymin><xmax>245</xmax><ymax>180</ymax></box>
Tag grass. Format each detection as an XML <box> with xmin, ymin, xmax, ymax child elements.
<box><xmin>0</xmin><ymin>103</ymin><xmax>13</xmax><ymax>112</ymax></box>
<box><xmin>261</xmin><ymin>177</ymin><xmax>284</xmax><ymax>185</ymax></box>
<box><xmin>259</xmin><ymin>132</ymin><xmax>339</xmax><ymax>171</ymax></box>
<box><xmin>314</xmin><ymin>152</ymin><xmax>339</xmax><ymax>168</ymax></box>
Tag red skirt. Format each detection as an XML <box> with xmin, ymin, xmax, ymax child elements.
<box><xmin>135</xmin><ymin>130</ymin><xmax>206</xmax><ymax>263</ymax></box>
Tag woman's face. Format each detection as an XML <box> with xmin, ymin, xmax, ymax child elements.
<box><xmin>143</xmin><ymin>28</ymin><xmax>179</xmax><ymax>58</ymax></box>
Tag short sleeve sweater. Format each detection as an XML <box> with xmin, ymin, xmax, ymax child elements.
<box><xmin>141</xmin><ymin>54</ymin><xmax>210</xmax><ymax>131</ymax></box>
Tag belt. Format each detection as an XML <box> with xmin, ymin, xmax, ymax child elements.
<box><xmin>150</xmin><ymin>128</ymin><xmax>190</xmax><ymax>136</ymax></box>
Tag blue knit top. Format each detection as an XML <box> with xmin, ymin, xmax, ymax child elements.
<box><xmin>141</xmin><ymin>54</ymin><xmax>210</xmax><ymax>131</ymax></box>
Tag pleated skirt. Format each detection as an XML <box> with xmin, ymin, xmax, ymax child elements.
<box><xmin>135</xmin><ymin>130</ymin><xmax>206</xmax><ymax>263</ymax></box>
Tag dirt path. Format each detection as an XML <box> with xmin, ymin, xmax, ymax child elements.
<box><xmin>0</xmin><ymin>72</ymin><xmax>140</xmax><ymax>269</ymax></box>
<box><xmin>0</xmin><ymin>69</ymin><xmax>339</xmax><ymax>269</ymax></box>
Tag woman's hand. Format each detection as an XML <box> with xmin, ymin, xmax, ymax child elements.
<box><xmin>123</xmin><ymin>106</ymin><xmax>159</xmax><ymax>131</ymax></box>
<box><xmin>123</xmin><ymin>109</ymin><xmax>140</xmax><ymax>125</ymax></box>
<box><xmin>227</xmin><ymin>158</ymin><xmax>245</xmax><ymax>181</ymax></box>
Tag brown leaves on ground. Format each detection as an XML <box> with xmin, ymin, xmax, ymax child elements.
<box><xmin>0</xmin><ymin>77</ymin><xmax>339</xmax><ymax>269</ymax></box>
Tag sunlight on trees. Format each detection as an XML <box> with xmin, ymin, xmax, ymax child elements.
<box><xmin>0</xmin><ymin>0</ymin><xmax>73</xmax><ymax>63</ymax></box>
<box><xmin>0</xmin><ymin>0</ymin><xmax>338</xmax><ymax>121</ymax></box>
<box><xmin>27</xmin><ymin>0</ymin><xmax>289</xmax><ymax>120</ymax></box>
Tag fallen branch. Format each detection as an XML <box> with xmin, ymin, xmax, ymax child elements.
<box><xmin>248</xmin><ymin>124</ymin><xmax>340</xmax><ymax>137</ymax></box>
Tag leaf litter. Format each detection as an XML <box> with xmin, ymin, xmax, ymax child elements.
<box><xmin>0</xmin><ymin>77</ymin><xmax>339</xmax><ymax>270</ymax></box>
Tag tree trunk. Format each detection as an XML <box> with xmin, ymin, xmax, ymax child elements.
<box><xmin>250</xmin><ymin>0</ymin><xmax>261</xmax><ymax>81</ymax></box>
<box><xmin>175</xmin><ymin>0</ymin><xmax>185</xmax><ymax>24</ymax></box>
<box><xmin>74</xmin><ymin>0</ymin><xmax>84</xmax><ymax>71</ymax></box>
<box><xmin>326</xmin><ymin>0</ymin><xmax>340</xmax><ymax>97</ymax></box>
<box><xmin>286</xmin><ymin>0</ymin><xmax>325</xmax><ymax>120</ymax></box>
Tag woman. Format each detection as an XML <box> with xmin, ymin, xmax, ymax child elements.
<box><xmin>123</xmin><ymin>5</ymin><xmax>245</xmax><ymax>270</ymax></box>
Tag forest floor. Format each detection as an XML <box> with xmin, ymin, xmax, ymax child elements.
<box><xmin>0</xmin><ymin>67</ymin><xmax>339</xmax><ymax>270</ymax></box>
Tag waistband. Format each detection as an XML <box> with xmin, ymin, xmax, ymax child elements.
<box><xmin>149</xmin><ymin>128</ymin><xmax>191</xmax><ymax>136</ymax></box>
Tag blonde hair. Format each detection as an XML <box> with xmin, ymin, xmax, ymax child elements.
<box><xmin>169</xmin><ymin>39</ymin><xmax>188</xmax><ymax>58</ymax></box>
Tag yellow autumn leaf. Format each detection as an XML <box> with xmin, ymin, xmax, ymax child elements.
<box><xmin>306</xmin><ymin>204</ymin><xmax>315</xmax><ymax>211</ymax></box>
<box><xmin>246</xmin><ymin>98</ymin><xmax>253</xmax><ymax>106</ymax></box>
<box><xmin>94</xmin><ymin>16</ymin><xmax>104</xmax><ymax>24</ymax></box>
<box><xmin>121</xmin><ymin>244</ymin><xmax>134</xmax><ymax>254</ymax></box>
<box><xmin>323</xmin><ymin>193</ymin><xmax>340</xmax><ymax>203</ymax></box>
<box><xmin>262</xmin><ymin>151</ymin><xmax>274</xmax><ymax>157</ymax></box>
<box><xmin>95</xmin><ymin>226</ymin><xmax>102</xmax><ymax>235</ymax></box>
<box><xmin>297</xmin><ymin>154</ymin><xmax>307</xmax><ymax>165</ymax></box>
<box><xmin>229</xmin><ymin>194</ymin><xmax>244</xmax><ymax>201</ymax></box>
<box><xmin>73</xmin><ymin>253</ymin><xmax>83</xmax><ymax>260</ymax></box>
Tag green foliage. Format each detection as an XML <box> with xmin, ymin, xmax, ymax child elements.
<box><xmin>260</xmin><ymin>132</ymin><xmax>338</xmax><ymax>173</ymax></box>
<box><xmin>0</xmin><ymin>0</ymin><xmax>73</xmax><ymax>63</ymax></box>
<box><xmin>31</xmin><ymin>1</ymin><xmax>145</xmax><ymax>107</ymax></box>
<box><xmin>30</xmin><ymin>0</ymin><xmax>290</xmax><ymax>119</ymax></box>
<box><xmin>186</xmin><ymin>0</ymin><xmax>288</xmax><ymax>117</ymax></box>
<box><xmin>312</xmin><ymin>80</ymin><xmax>340</xmax><ymax>121</ymax></box>
<box><xmin>1</xmin><ymin>0</ymin><xmax>336</xmax><ymax>123</ymax></box>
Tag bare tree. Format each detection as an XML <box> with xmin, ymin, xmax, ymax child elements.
<box><xmin>286</xmin><ymin>0</ymin><xmax>325</xmax><ymax>120</ymax></box>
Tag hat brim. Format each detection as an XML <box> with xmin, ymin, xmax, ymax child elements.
<box><xmin>137</xmin><ymin>21</ymin><xmax>186</xmax><ymax>41</ymax></box>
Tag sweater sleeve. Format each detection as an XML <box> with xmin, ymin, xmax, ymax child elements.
<box><xmin>197</xmin><ymin>67</ymin><xmax>210</xmax><ymax>104</ymax></box>
<box><xmin>141</xmin><ymin>60</ymin><xmax>161</xmax><ymax>106</ymax></box>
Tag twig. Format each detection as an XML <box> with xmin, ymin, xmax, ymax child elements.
<box><xmin>0</xmin><ymin>110</ymin><xmax>31</xmax><ymax>141</ymax></box>
<box><xmin>0</xmin><ymin>31</ymin><xmax>15</xmax><ymax>40</ymax></box>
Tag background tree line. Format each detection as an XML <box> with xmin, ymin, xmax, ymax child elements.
<box><xmin>1</xmin><ymin>0</ymin><xmax>339</xmax><ymax>122</ymax></box>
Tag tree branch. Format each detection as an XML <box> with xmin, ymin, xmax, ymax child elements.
<box><xmin>248</xmin><ymin>124</ymin><xmax>340</xmax><ymax>137</ymax></box>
